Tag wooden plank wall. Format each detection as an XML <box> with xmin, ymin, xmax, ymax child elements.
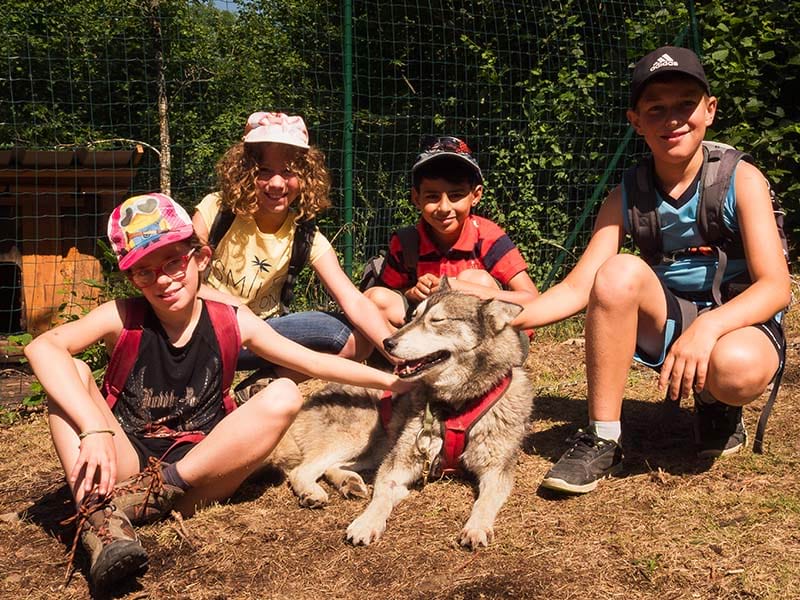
<box><xmin>0</xmin><ymin>146</ymin><xmax>143</xmax><ymax>334</ymax></box>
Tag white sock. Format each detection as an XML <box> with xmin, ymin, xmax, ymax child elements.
<box><xmin>589</xmin><ymin>420</ymin><xmax>621</xmax><ymax>443</ymax></box>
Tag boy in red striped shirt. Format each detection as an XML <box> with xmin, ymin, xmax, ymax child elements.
<box><xmin>365</xmin><ymin>136</ymin><xmax>539</xmax><ymax>329</ymax></box>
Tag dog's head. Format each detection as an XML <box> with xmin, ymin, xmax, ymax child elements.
<box><xmin>383</xmin><ymin>278</ymin><xmax>524</xmax><ymax>400</ymax></box>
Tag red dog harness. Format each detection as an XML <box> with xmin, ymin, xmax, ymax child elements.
<box><xmin>380</xmin><ymin>373</ymin><xmax>512</xmax><ymax>476</ymax></box>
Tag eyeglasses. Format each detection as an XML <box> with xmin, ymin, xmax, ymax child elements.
<box><xmin>419</xmin><ymin>135</ymin><xmax>474</xmax><ymax>156</ymax></box>
<box><xmin>128</xmin><ymin>249</ymin><xmax>196</xmax><ymax>288</ymax></box>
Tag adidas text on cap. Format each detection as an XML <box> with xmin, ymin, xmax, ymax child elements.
<box><xmin>629</xmin><ymin>46</ymin><xmax>710</xmax><ymax>108</ymax></box>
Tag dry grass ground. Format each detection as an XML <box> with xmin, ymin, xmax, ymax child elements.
<box><xmin>1</xmin><ymin>313</ymin><xmax>799</xmax><ymax>600</ymax></box>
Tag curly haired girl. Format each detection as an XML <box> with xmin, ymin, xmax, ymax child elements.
<box><xmin>193</xmin><ymin>112</ymin><xmax>393</xmax><ymax>388</ymax></box>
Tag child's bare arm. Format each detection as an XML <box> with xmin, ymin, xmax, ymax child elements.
<box><xmin>237</xmin><ymin>305</ymin><xmax>410</xmax><ymax>392</ymax></box>
<box><xmin>659</xmin><ymin>162</ymin><xmax>791</xmax><ymax>398</ymax></box>
<box><xmin>447</xmin><ymin>270</ymin><xmax>539</xmax><ymax>305</ymax></box>
<box><xmin>25</xmin><ymin>301</ymin><xmax>121</xmax><ymax>427</ymax></box>
<box><xmin>24</xmin><ymin>300</ymin><xmax>124</xmax><ymax>494</ymax></box>
<box><xmin>513</xmin><ymin>188</ymin><xmax>625</xmax><ymax>330</ymax></box>
<box><xmin>313</xmin><ymin>248</ymin><xmax>395</xmax><ymax>353</ymax></box>
<box><xmin>718</xmin><ymin>162</ymin><xmax>791</xmax><ymax>320</ymax></box>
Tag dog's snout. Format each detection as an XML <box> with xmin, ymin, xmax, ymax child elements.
<box><xmin>383</xmin><ymin>337</ymin><xmax>397</xmax><ymax>352</ymax></box>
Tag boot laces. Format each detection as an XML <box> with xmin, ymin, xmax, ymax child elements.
<box><xmin>113</xmin><ymin>457</ymin><xmax>166</xmax><ymax>520</ymax></box>
<box><xmin>61</xmin><ymin>491</ymin><xmax>114</xmax><ymax>584</ymax></box>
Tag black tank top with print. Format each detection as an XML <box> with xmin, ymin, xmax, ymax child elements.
<box><xmin>112</xmin><ymin>300</ymin><xmax>227</xmax><ymax>438</ymax></box>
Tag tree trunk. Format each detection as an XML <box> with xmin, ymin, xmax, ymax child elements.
<box><xmin>149</xmin><ymin>0</ymin><xmax>171</xmax><ymax>196</ymax></box>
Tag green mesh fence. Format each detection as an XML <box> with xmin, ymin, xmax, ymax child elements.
<box><xmin>0</xmin><ymin>0</ymin><xmax>695</xmax><ymax>335</ymax></box>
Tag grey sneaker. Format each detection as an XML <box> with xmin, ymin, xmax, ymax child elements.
<box><xmin>66</xmin><ymin>492</ymin><xmax>148</xmax><ymax>590</ymax></box>
<box><xmin>541</xmin><ymin>429</ymin><xmax>623</xmax><ymax>494</ymax></box>
<box><xmin>694</xmin><ymin>393</ymin><xmax>747</xmax><ymax>458</ymax></box>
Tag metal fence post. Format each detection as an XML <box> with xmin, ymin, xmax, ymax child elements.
<box><xmin>342</xmin><ymin>0</ymin><xmax>354</xmax><ymax>275</ymax></box>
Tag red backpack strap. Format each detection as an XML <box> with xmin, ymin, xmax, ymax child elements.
<box><xmin>102</xmin><ymin>297</ymin><xmax>147</xmax><ymax>410</ymax></box>
<box><xmin>204</xmin><ymin>299</ymin><xmax>241</xmax><ymax>414</ymax></box>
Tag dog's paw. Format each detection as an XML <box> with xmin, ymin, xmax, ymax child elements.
<box><xmin>298</xmin><ymin>489</ymin><xmax>329</xmax><ymax>509</ymax></box>
<box><xmin>459</xmin><ymin>525</ymin><xmax>494</xmax><ymax>549</ymax></box>
<box><xmin>338</xmin><ymin>473</ymin><xmax>369</xmax><ymax>499</ymax></box>
<box><xmin>346</xmin><ymin>514</ymin><xmax>386</xmax><ymax>546</ymax></box>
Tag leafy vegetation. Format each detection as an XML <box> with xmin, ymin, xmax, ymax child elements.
<box><xmin>696</xmin><ymin>1</ymin><xmax>800</xmax><ymax>242</ymax></box>
<box><xmin>0</xmin><ymin>0</ymin><xmax>796</xmax><ymax>311</ymax></box>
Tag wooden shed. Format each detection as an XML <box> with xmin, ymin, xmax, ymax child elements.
<box><xmin>0</xmin><ymin>146</ymin><xmax>144</xmax><ymax>335</ymax></box>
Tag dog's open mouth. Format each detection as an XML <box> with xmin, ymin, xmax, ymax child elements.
<box><xmin>394</xmin><ymin>350</ymin><xmax>450</xmax><ymax>378</ymax></box>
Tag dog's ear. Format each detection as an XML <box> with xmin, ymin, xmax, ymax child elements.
<box><xmin>439</xmin><ymin>275</ymin><xmax>451</xmax><ymax>292</ymax></box>
<box><xmin>483</xmin><ymin>299</ymin><xmax>523</xmax><ymax>333</ymax></box>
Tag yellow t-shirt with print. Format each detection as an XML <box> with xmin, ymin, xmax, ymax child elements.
<box><xmin>196</xmin><ymin>192</ymin><xmax>332</xmax><ymax>319</ymax></box>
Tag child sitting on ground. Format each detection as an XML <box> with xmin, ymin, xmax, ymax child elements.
<box><xmin>25</xmin><ymin>193</ymin><xmax>411</xmax><ymax>591</ymax></box>
<box><xmin>512</xmin><ymin>46</ymin><xmax>790</xmax><ymax>494</ymax></box>
<box><xmin>194</xmin><ymin>112</ymin><xmax>395</xmax><ymax>389</ymax></box>
<box><xmin>364</xmin><ymin>135</ymin><xmax>538</xmax><ymax>330</ymax></box>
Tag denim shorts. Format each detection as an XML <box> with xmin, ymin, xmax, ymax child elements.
<box><xmin>236</xmin><ymin>310</ymin><xmax>354</xmax><ymax>372</ymax></box>
<box><xmin>634</xmin><ymin>280</ymin><xmax>785</xmax><ymax>375</ymax></box>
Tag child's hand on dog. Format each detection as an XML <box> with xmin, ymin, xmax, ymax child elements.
<box><xmin>387</xmin><ymin>375</ymin><xmax>417</xmax><ymax>395</ymax></box>
<box><xmin>406</xmin><ymin>273</ymin><xmax>441</xmax><ymax>302</ymax></box>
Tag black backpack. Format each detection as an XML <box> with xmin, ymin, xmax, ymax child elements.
<box><xmin>623</xmin><ymin>140</ymin><xmax>789</xmax><ymax>453</ymax></box>
<box><xmin>359</xmin><ymin>225</ymin><xmax>420</xmax><ymax>292</ymax></box>
<box><xmin>208</xmin><ymin>209</ymin><xmax>316</xmax><ymax>310</ymax></box>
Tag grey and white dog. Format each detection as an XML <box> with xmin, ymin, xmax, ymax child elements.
<box><xmin>268</xmin><ymin>280</ymin><xmax>534</xmax><ymax>549</ymax></box>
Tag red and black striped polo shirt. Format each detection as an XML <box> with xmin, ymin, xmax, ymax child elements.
<box><xmin>379</xmin><ymin>215</ymin><xmax>528</xmax><ymax>290</ymax></box>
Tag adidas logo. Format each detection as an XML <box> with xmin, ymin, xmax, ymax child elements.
<box><xmin>649</xmin><ymin>53</ymin><xmax>679</xmax><ymax>72</ymax></box>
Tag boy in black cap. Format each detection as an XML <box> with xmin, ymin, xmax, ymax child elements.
<box><xmin>512</xmin><ymin>46</ymin><xmax>789</xmax><ymax>493</ymax></box>
<box><xmin>364</xmin><ymin>135</ymin><xmax>538</xmax><ymax>329</ymax></box>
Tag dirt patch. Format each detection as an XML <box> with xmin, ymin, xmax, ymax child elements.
<box><xmin>1</xmin><ymin>324</ymin><xmax>798</xmax><ymax>599</ymax></box>
<box><xmin>1</xmin><ymin>367</ymin><xmax>35</xmax><ymax>409</ymax></box>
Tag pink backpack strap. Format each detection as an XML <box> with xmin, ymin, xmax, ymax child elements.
<box><xmin>102</xmin><ymin>297</ymin><xmax>147</xmax><ymax>409</ymax></box>
<box><xmin>204</xmin><ymin>300</ymin><xmax>241</xmax><ymax>414</ymax></box>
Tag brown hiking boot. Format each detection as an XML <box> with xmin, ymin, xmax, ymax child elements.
<box><xmin>65</xmin><ymin>492</ymin><xmax>148</xmax><ymax>590</ymax></box>
<box><xmin>113</xmin><ymin>457</ymin><xmax>185</xmax><ymax>525</ymax></box>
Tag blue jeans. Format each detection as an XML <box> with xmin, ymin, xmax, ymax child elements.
<box><xmin>236</xmin><ymin>310</ymin><xmax>354</xmax><ymax>372</ymax></box>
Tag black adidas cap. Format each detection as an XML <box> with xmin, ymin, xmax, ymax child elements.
<box><xmin>629</xmin><ymin>46</ymin><xmax>710</xmax><ymax>108</ymax></box>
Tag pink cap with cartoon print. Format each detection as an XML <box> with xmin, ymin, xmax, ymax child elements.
<box><xmin>107</xmin><ymin>193</ymin><xmax>194</xmax><ymax>270</ymax></box>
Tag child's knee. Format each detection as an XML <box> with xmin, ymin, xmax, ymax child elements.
<box><xmin>336</xmin><ymin>331</ymin><xmax>373</xmax><ymax>362</ymax></box>
<box><xmin>364</xmin><ymin>286</ymin><xmax>405</xmax><ymax>324</ymax></box>
<box><xmin>592</xmin><ymin>254</ymin><xmax>650</xmax><ymax>304</ymax></box>
<box><xmin>708</xmin><ymin>344</ymin><xmax>775</xmax><ymax>400</ymax></box>
<box><xmin>455</xmin><ymin>268</ymin><xmax>498</xmax><ymax>289</ymax></box>
<box><xmin>365</xmin><ymin>286</ymin><xmax>402</xmax><ymax>311</ymax></box>
<box><xmin>252</xmin><ymin>378</ymin><xmax>303</xmax><ymax>420</ymax></box>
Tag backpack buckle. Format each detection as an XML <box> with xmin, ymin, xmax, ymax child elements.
<box><xmin>663</xmin><ymin>246</ymin><xmax>716</xmax><ymax>263</ymax></box>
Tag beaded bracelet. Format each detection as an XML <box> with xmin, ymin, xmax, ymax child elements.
<box><xmin>78</xmin><ymin>429</ymin><xmax>116</xmax><ymax>440</ymax></box>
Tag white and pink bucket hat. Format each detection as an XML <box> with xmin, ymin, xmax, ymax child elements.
<box><xmin>242</xmin><ymin>112</ymin><xmax>310</xmax><ymax>149</ymax></box>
